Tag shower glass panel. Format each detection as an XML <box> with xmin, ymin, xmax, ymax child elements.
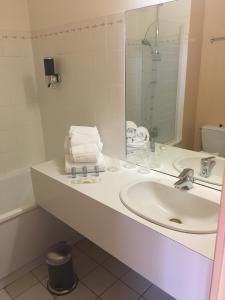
<box><xmin>141</xmin><ymin>21</ymin><xmax>180</xmax><ymax>144</ymax></box>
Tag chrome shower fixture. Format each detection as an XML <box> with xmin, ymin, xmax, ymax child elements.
<box><xmin>141</xmin><ymin>4</ymin><xmax>161</xmax><ymax>60</ymax></box>
<box><xmin>142</xmin><ymin>38</ymin><xmax>152</xmax><ymax>47</ymax></box>
<box><xmin>44</xmin><ymin>57</ymin><xmax>61</xmax><ymax>88</ymax></box>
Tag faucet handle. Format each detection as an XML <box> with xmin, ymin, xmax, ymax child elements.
<box><xmin>178</xmin><ymin>168</ymin><xmax>194</xmax><ymax>179</ymax></box>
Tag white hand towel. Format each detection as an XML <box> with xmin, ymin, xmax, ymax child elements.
<box><xmin>69</xmin><ymin>126</ymin><xmax>99</xmax><ymax>137</ymax></box>
<box><xmin>69</xmin><ymin>126</ymin><xmax>103</xmax><ymax>150</ymax></box>
<box><xmin>70</xmin><ymin>133</ymin><xmax>103</xmax><ymax>151</ymax></box>
<box><xmin>70</xmin><ymin>143</ymin><xmax>100</xmax><ymax>163</ymax></box>
<box><xmin>65</xmin><ymin>154</ymin><xmax>105</xmax><ymax>174</ymax></box>
<box><xmin>126</xmin><ymin>121</ymin><xmax>137</xmax><ymax>138</ymax></box>
<box><xmin>135</xmin><ymin>126</ymin><xmax>150</xmax><ymax>142</ymax></box>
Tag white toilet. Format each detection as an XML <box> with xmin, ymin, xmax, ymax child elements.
<box><xmin>201</xmin><ymin>125</ymin><xmax>225</xmax><ymax>157</ymax></box>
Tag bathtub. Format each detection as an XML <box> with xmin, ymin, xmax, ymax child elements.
<box><xmin>0</xmin><ymin>168</ymin><xmax>36</xmax><ymax>224</ymax></box>
<box><xmin>0</xmin><ymin>168</ymin><xmax>78</xmax><ymax>283</ymax></box>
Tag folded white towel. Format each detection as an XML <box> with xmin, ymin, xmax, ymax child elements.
<box><xmin>135</xmin><ymin>126</ymin><xmax>150</xmax><ymax>142</ymax></box>
<box><xmin>69</xmin><ymin>126</ymin><xmax>99</xmax><ymax>137</ymax></box>
<box><xmin>69</xmin><ymin>126</ymin><xmax>103</xmax><ymax>150</ymax></box>
<box><xmin>65</xmin><ymin>154</ymin><xmax>105</xmax><ymax>174</ymax></box>
<box><xmin>126</xmin><ymin>121</ymin><xmax>137</xmax><ymax>138</ymax></box>
<box><xmin>70</xmin><ymin>143</ymin><xmax>100</xmax><ymax>163</ymax></box>
<box><xmin>70</xmin><ymin>133</ymin><xmax>103</xmax><ymax>151</ymax></box>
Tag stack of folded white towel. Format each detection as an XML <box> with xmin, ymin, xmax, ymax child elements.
<box><xmin>64</xmin><ymin>126</ymin><xmax>105</xmax><ymax>174</ymax></box>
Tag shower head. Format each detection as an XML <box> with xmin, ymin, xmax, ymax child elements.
<box><xmin>142</xmin><ymin>38</ymin><xmax>161</xmax><ymax>61</ymax></box>
<box><xmin>142</xmin><ymin>4</ymin><xmax>161</xmax><ymax>60</ymax></box>
<box><xmin>142</xmin><ymin>38</ymin><xmax>152</xmax><ymax>46</ymax></box>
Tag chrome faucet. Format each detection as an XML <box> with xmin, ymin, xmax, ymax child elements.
<box><xmin>174</xmin><ymin>168</ymin><xmax>194</xmax><ymax>190</ymax></box>
<box><xmin>200</xmin><ymin>156</ymin><xmax>216</xmax><ymax>178</ymax></box>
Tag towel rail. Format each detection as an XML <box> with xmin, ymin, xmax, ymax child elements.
<box><xmin>210</xmin><ymin>36</ymin><xmax>225</xmax><ymax>44</ymax></box>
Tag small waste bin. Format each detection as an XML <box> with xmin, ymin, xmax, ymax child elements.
<box><xmin>46</xmin><ymin>241</ymin><xmax>78</xmax><ymax>296</ymax></box>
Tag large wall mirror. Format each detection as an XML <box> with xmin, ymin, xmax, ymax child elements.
<box><xmin>125</xmin><ymin>0</ymin><xmax>225</xmax><ymax>190</ymax></box>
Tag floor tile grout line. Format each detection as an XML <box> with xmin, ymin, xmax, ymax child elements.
<box><xmin>74</xmin><ymin>241</ymin><xmax>153</xmax><ymax>288</ymax></box>
<box><xmin>8</xmin><ymin>279</ymin><xmax>39</xmax><ymax>300</ymax></box>
<box><xmin>73</xmin><ymin>242</ymin><xmax>154</xmax><ymax>296</ymax></box>
<box><xmin>38</xmin><ymin>277</ymin><xmax>62</xmax><ymax>300</ymax></box>
<box><xmin>39</xmin><ymin>276</ymin><xmax>48</xmax><ymax>287</ymax></box>
<box><xmin>78</xmin><ymin>263</ymin><xmax>100</xmax><ymax>281</ymax></box>
<box><xmin>90</xmin><ymin>277</ymin><xmax>119</xmax><ymax>298</ymax></box>
<box><xmin>22</xmin><ymin>271</ymin><xmax>56</xmax><ymax>300</ymax></box>
<box><xmin>73</xmin><ymin>242</ymin><xmax>132</xmax><ymax>280</ymax></box>
<box><xmin>80</xmin><ymin>279</ymin><xmax>106</xmax><ymax>298</ymax></box>
<box><xmin>31</xmin><ymin>270</ymin><xmax>46</xmax><ymax>282</ymax></box>
<box><xmin>97</xmin><ymin>256</ymin><xmax>131</xmax><ymax>279</ymax></box>
<box><xmin>12</xmin><ymin>284</ymin><xmax>37</xmax><ymax>300</ymax></box>
<box><xmin>77</xmin><ymin>250</ymin><xmax>129</xmax><ymax>297</ymax></box>
<box><xmin>2</xmin><ymin>289</ymin><xmax>12</xmax><ymax>300</ymax></box>
<box><xmin>139</xmin><ymin>283</ymin><xmax>154</xmax><ymax>299</ymax></box>
<box><xmin>4</xmin><ymin>271</ymin><xmax>37</xmax><ymax>290</ymax></box>
<box><xmin>75</xmin><ymin>240</ymin><xmax>175</xmax><ymax>299</ymax></box>
<box><xmin>117</xmin><ymin>277</ymin><xmax>153</xmax><ymax>297</ymax></box>
<box><xmin>2</xmin><ymin>255</ymin><xmax>45</xmax><ymax>289</ymax></box>
<box><xmin>74</xmin><ymin>244</ymin><xmax>110</xmax><ymax>266</ymax></box>
<box><xmin>102</xmin><ymin>279</ymin><xmax>125</xmax><ymax>297</ymax></box>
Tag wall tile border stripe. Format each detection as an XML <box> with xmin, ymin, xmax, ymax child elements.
<box><xmin>0</xmin><ymin>14</ymin><xmax>124</xmax><ymax>41</ymax></box>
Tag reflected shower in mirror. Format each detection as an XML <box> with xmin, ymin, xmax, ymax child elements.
<box><xmin>125</xmin><ymin>0</ymin><xmax>225</xmax><ymax>190</ymax></box>
<box><xmin>126</xmin><ymin>0</ymin><xmax>189</xmax><ymax>145</ymax></box>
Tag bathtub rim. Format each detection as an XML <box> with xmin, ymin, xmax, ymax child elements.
<box><xmin>0</xmin><ymin>166</ymin><xmax>37</xmax><ymax>224</ymax></box>
<box><xmin>0</xmin><ymin>202</ymin><xmax>37</xmax><ymax>225</ymax></box>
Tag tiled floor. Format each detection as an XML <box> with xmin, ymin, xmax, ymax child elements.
<box><xmin>0</xmin><ymin>238</ymin><xmax>175</xmax><ymax>300</ymax></box>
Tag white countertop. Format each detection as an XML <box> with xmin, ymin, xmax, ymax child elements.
<box><xmin>32</xmin><ymin>158</ymin><xmax>221</xmax><ymax>260</ymax></box>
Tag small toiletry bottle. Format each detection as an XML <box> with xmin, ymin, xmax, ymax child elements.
<box><xmin>149</xmin><ymin>140</ymin><xmax>161</xmax><ymax>168</ymax></box>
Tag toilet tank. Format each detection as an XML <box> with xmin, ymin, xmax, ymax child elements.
<box><xmin>201</xmin><ymin>125</ymin><xmax>225</xmax><ymax>156</ymax></box>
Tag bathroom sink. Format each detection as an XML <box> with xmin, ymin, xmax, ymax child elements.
<box><xmin>120</xmin><ymin>180</ymin><xmax>219</xmax><ymax>234</ymax></box>
<box><xmin>173</xmin><ymin>156</ymin><xmax>225</xmax><ymax>186</ymax></box>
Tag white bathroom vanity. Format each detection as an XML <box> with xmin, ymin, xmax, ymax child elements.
<box><xmin>31</xmin><ymin>159</ymin><xmax>220</xmax><ymax>300</ymax></box>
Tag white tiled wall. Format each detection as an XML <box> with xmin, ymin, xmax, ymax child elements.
<box><xmin>0</xmin><ymin>32</ymin><xmax>45</xmax><ymax>174</ymax></box>
<box><xmin>32</xmin><ymin>14</ymin><xmax>126</xmax><ymax>160</ymax></box>
<box><xmin>125</xmin><ymin>42</ymin><xmax>143</xmax><ymax>126</ymax></box>
<box><xmin>27</xmin><ymin>0</ymin><xmax>177</xmax><ymax>161</ymax></box>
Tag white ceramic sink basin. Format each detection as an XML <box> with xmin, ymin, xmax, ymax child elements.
<box><xmin>173</xmin><ymin>156</ymin><xmax>225</xmax><ymax>186</ymax></box>
<box><xmin>120</xmin><ymin>180</ymin><xmax>219</xmax><ymax>234</ymax></box>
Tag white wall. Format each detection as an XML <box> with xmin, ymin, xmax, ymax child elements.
<box><xmin>27</xmin><ymin>0</ymin><xmax>173</xmax><ymax>160</ymax></box>
<box><xmin>0</xmin><ymin>0</ymin><xmax>45</xmax><ymax>175</ymax></box>
<box><xmin>0</xmin><ymin>0</ymin><xmax>31</xmax><ymax>30</ymax></box>
<box><xmin>30</xmin><ymin>14</ymin><xmax>125</xmax><ymax>159</ymax></box>
<box><xmin>28</xmin><ymin>0</ymin><xmax>173</xmax><ymax>30</ymax></box>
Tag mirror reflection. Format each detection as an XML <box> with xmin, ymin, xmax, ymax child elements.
<box><xmin>125</xmin><ymin>0</ymin><xmax>225</xmax><ymax>189</ymax></box>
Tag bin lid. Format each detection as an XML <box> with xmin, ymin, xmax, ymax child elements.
<box><xmin>46</xmin><ymin>242</ymin><xmax>72</xmax><ymax>266</ymax></box>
